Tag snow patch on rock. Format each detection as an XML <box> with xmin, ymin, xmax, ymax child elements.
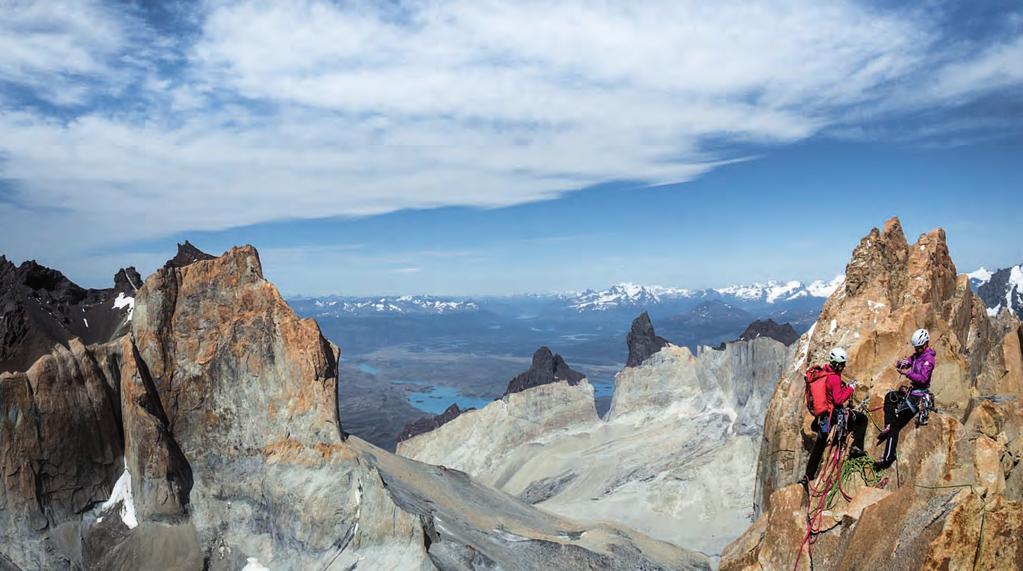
<box><xmin>100</xmin><ymin>461</ymin><xmax>138</xmax><ymax>529</ymax></box>
<box><xmin>113</xmin><ymin>292</ymin><xmax>135</xmax><ymax>320</ymax></box>
<box><xmin>242</xmin><ymin>557</ymin><xmax>270</xmax><ymax>571</ymax></box>
<box><xmin>1006</xmin><ymin>266</ymin><xmax>1023</xmax><ymax>311</ymax></box>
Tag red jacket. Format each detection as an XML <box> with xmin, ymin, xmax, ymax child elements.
<box><xmin>823</xmin><ymin>364</ymin><xmax>854</xmax><ymax>409</ymax></box>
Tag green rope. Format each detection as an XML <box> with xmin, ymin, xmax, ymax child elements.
<box><xmin>825</xmin><ymin>455</ymin><xmax>883</xmax><ymax>509</ymax></box>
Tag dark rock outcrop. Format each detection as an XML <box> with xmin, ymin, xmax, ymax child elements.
<box><xmin>113</xmin><ymin>267</ymin><xmax>142</xmax><ymax>294</ymax></box>
<box><xmin>162</xmin><ymin>241</ymin><xmax>214</xmax><ymax>269</ymax></box>
<box><xmin>626</xmin><ymin>312</ymin><xmax>670</xmax><ymax>367</ymax></box>
<box><xmin>398</xmin><ymin>403</ymin><xmax>471</xmax><ymax>443</ymax></box>
<box><xmin>504</xmin><ymin>346</ymin><xmax>585</xmax><ymax>395</ymax></box>
<box><xmin>0</xmin><ymin>255</ymin><xmax>136</xmax><ymax>374</ymax></box>
<box><xmin>716</xmin><ymin>319</ymin><xmax>799</xmax><ymax>349</ymax></box>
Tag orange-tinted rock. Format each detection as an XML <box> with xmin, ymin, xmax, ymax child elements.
<box><xmin>130</xmin><ymin>246</ymin><xmax>341</xmax><ymax>454</ymax></box>
<box><xmin>732</xmin><ymin>218</ymin><xmax>1023</xmax><ymax>571</ymax></box>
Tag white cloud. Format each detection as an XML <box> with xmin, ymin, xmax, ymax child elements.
<box><xmin>0</xmin><ymin>0</ymin><xmax>1020</xmax><ymax>267</ymax></box>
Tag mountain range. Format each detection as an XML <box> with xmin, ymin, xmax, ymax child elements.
<box><xmin>290</xmin><ymin>276</ymin><xmax>847</xmax><ymax>317</ymax></box>
<box><xmin>968</xmin><ymin>263</ymin><xmax>1023</xmax><ymax>319</ymax></box>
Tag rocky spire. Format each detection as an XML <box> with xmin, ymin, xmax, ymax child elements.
<box><xmin>504</xmin><ymin>346</ymin><xmax>585</xmax><ymax>396</ymax></box>
<box><xmin>626</xmin><ymin>311</ymin><xmax>669</xmax><ymax>367</ymax></box>
<box><xmin>163</xmin><ymin>240</ymin><xmax>215</xmax><ymax>269</ymax></box>
<box><xmin>113</xmin><ymin>266</ymin><xmax>143</xmax><ymax>293</ymax></box>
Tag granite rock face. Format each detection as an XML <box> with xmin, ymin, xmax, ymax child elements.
<box><xmin>0</xmin><ymin>339</ymin><xmax>124</xmax><ymax>568</ymax></box>
<box><xmin>504</xmin><ymin>346</ymin><xmax>585</xmax><ymax>395</ymax></box>
<box><xmin>626</xmin><ymin>311</ymin><xmax>670</xmax><ymax>367</ymax></box>
<box><xmin>399</xmin><ymin>335</ymin><xmax>793</xmax><ymax>557</ymax></box>
<box><xmin>399</xmin><ymin>380</ymin><xmax>602</xmax><ymax>479</ymax></box>
<box><xmin>0</xmin><ymin>256</ymin><xmax>136</xmax><ymax>373</ymax></box>
<box><xmin>721</xmin><ymin>218</ymin><xmax>1023</xmax><ymax>570</ymax></box>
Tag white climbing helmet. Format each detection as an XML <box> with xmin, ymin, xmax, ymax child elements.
<box><xmin>828</xmin><ymin>347</ymin><xmax>848</xmax><ymax>365</ymax></box>
<box><xmin>911</xmin><ymin>328</ymin><xmax>930</xmax><ymax>347</ymax></box>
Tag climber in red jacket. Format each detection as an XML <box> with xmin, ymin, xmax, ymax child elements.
<box><xmin>799</xmin><ymin>347</ymin><xmax>868</xmax><ymax>487</ymax></box>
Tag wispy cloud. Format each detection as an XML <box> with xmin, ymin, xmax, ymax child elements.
<box><xmin>0</xmin><ymin>0</ymin><xmax>1021</xmax><ymax>266</ymax></box>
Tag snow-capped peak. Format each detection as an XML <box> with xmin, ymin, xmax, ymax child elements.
<box><xmin>294</xmin><ymin>295</ymin><xmax>480</xmax><ymax>316</ymax></box>
<box><xmin>806</xmin><ymin>274</ymin><xmax>845</xmax><ymax>298</ymax></box>
<box><xmin>567</xmin><ymin>283</ymin><xmax>692</xmax><ymax>311</ymax></box>
<box><xmin>714</xmin><ymin>276</ymin><xmax>843</xmax><ymax>304</ymax></box>
<box><xmin>966</xmin><ymin>267</ymin><xmax>994</xmax><ymax>286</ymax></box>
<box><xmin>972</xmin><ymin>263</ymin><xmax>1023</xmax><ymax>320</ymax></box>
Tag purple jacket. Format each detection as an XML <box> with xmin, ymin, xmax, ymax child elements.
<box><xmin>902</xmin><ymin>347</ymin><xmax>936</xmax><ymax>388</ymax></box>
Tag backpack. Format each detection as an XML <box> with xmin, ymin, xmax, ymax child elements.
<box><xmin>804</xmin><ymin>366</ymin><xmax>831</xmax><ymax>416</ymax></box>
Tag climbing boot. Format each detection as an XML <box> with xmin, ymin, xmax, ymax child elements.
<box><xmin>849</xmin><ymin>446</ymin><xmax>866</xmax><ymax>459</ymax></box>
<box><xmin>876</xmin><ymin>426</ymin><xmax>892</xmax><ymax>443</ymax></box>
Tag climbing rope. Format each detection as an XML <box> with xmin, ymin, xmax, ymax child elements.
<box><xmin>793</xmin><ymin>420</ymin><xmax>888</xmax><ymax>571</ymax></box>
<box><xmin>794</xmin><ymin>437</ymin><xmax>846</xmax><ymax>571</ymax></box>
<box><xmin>827</xmin><ymin>455</ymin><xmax>885</xmax><ymax>507</ymax></box>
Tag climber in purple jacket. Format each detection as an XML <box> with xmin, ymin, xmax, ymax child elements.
<box><xmin>875</xmin><ymin>328</ymin><xmax>936</xmax><ymax>470</ymax></box>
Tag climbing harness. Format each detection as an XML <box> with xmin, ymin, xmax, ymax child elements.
<box><xmin>890</xmin><ymin>386</ymin><xmax>935</xmax><ymax>427</ymax></box>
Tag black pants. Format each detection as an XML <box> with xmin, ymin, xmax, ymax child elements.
<box><xmin>805</xmin><ymin>409</ymin><xmax>867</xmax><ymax>480</ymax></box>
<box><xmin>877</xmin><ymin>391</ymin><xmax>919</xmax><ymax>465</ymax></box>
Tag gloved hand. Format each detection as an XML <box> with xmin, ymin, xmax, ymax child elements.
<box><xmin>896</xmin><ymin>357</ymin><xmax>911</xmax><ymax>370</ymax></box>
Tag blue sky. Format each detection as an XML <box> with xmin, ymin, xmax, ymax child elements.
<box><xmin>0</xmin><ymin>1</ymin><xmax>1021</xmax><ymax>295</ymax></box>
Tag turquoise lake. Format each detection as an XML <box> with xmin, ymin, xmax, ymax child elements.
<box><xmin>406</xmin><ymin>385</ymin><xmax>494</xmax><ymax>415</ymax></box>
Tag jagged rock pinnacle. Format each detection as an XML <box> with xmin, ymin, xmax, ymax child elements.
<box><xmin>113</xmin><ymin>266</ymin><xmax>143</xmax><ymax>293</ymax></box>
<box><xmin>504</xmin><ymin>346</ymin><xmax>585</xmax><ymax>395</ymax></box>
<box><xmin>626</xmin><ymin>311</ymin><xmax>669</xmax><ymax>367</ymax></box>
<box><xmin>163</xmin><ymin>240</ymin><xmax>215</xmax><ymax>269</ymax></box>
